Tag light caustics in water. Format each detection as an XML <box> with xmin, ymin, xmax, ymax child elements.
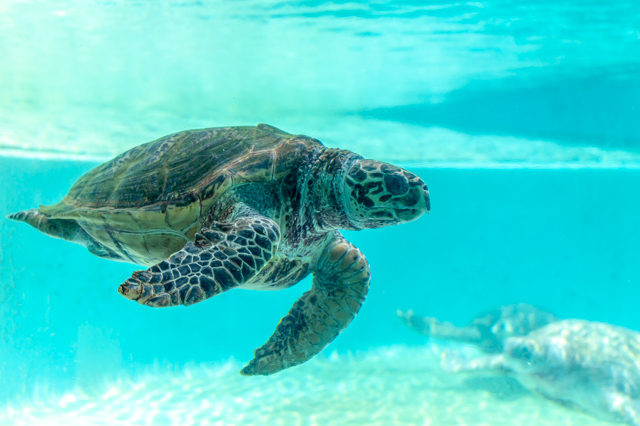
<box><xmin>0</xmin><ymin>346</ymin><xmax>619</xmax><ymax>426</ymax></box>
<box><xmin>0</xmin><ymin>1</ymin><xmax>638</xmax><ymax>167</ymax></box>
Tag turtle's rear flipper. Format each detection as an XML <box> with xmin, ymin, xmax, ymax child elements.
<box><xmin>7</xmin><ymin>209</ymin><xmax>124</xmax><ymax>261</ymax></box>
<box><xmin>118</xmin><ymin>210</ymin><xmax>280</xmax><ymax>308</ymax></box>
<box><xmin>400</xmin><ymin>311</ymin><xmax>473</xmax><ymax>340</ymax></box>
<box><xmin>241</xmin><ymin>234</ymin><xmax>371</xmax><ymax>376</ymax></box>
<box><xmin>8</xmin><ymin>209</ymin><xmax>82</xmax><ymax>242</ymax></box>
<box><xmin>9</xmin><ymin>208</ymin><xmax>124</xmax><ymax>261</ymax></box>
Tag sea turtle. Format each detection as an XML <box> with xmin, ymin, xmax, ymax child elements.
<box><xmin>8</xmin><ymin>124</ymin><xmax>430</xmax><ymax>376</ymax></box>
<box><xmin>443</xmin><ymin>319</ymin><xmax>640</xmax><ymax>425</ymax></box>
<box><xmin>398</xmin><ymin>303</ymin><xmax>559</xmax><ymax>353</ymax></box>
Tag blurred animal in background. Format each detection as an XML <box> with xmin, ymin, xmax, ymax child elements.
<box><xmin>442</xmin><ymin>319</ymin><xmax>640</xmax><ymax>426</ymax></box>
<box><xmin>397</xmin><ymin>303</ymin><xmax>559</xmax><ymax>353</ymax></box>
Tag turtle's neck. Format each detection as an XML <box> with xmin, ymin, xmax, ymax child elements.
<box><xmin>298</xmin><ymin>147</ymin><xmax>362</xmax><ymax>235</ymax></box>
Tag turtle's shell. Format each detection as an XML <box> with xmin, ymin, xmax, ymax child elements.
<box><xmin>522</xmin><ymin>320</ymin><xmax>640</xmax><ymax>369</ymax></box>
<box><xmin>40</xmin><ymin>124</ymin><xmax>320</xmax><ymax>265</ymax></box>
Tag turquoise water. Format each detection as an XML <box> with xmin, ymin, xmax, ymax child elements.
<box><xmin>1</xmin><ymin>1</ymin><xmax>640</xmax><ymax>425</ymax></box>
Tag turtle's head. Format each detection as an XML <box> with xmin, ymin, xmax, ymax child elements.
<box><xmin>342</xmin><ymin>159</ymin><xmax>430</xmax><ymax>229</ymax></box>
<box><xmin>503</xmin><ymin>335</ymin><xmax>564</xmax><ymax>376</ymax></box>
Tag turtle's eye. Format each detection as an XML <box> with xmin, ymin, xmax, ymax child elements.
<box><xmin>383</xmin><ymin>173</ymin><xmax>409</xmax><ymax>196</ymax></box>
<box><xmin>514</xmin><ymin>345</ymin><xmax>532</xmax><ymax>361</ymax></box>
<box><xmin>511</xmin><ymin>342</ymin><xmax>535</xmax><ymax>363</ymax></box>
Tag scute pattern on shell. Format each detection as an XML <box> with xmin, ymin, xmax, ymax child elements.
<box><xmin>49</xmin><ymin>124</ymin><xmax>301</xmax><ymax>211</ymax></box>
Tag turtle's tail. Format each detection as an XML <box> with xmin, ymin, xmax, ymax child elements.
<box><xmin>8</xmin><ymin>209</ymin><xmax>82</xmax><ymax>242</ymax></box>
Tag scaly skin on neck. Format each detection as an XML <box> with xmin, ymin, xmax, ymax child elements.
<box><xmin>298</xmin><ymin>147</ymin><xmax>363</xmax><ymax>236</ymax></box>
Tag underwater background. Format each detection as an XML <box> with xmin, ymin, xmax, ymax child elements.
<box><xmin>1</xmin><ymin>0</ymin><xmax>639</xmax><ymax>425</ymax></box>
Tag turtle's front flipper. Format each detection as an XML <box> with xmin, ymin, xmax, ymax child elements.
<box><xmin>398</xmin><ymin>311</ymin><xmax>498</xmax><ymax>350</ymax></box>
<box><xmin>118</xmin><ymin>212</ymin><xmax>280</xmax><ymax>308</ymax></box>
<box><xmin>241</xmin><ymin>234</ymin><xmax>370</xmax><ymax>376</ymax></box>
<box><xmin>400</xmin><ymin>311</ymin><xmax>478</xmax><ymax>341</ymax></box>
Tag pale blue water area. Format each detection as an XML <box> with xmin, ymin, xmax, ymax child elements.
<box><xmin>1</xmin><ymin>1</ymin><xmax>640</xmax><ymax>425</ymax></box>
